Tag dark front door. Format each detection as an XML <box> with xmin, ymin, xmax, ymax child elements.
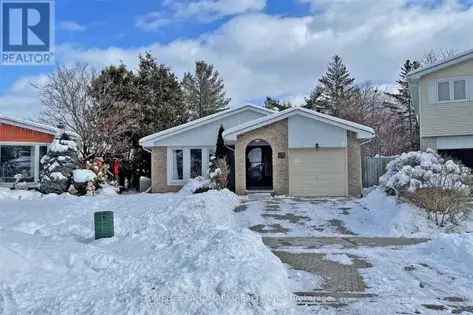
<box><xmin>246</xmin><ymin>145</ymin><xmax>273</xmax><ymax>190</ymax></box>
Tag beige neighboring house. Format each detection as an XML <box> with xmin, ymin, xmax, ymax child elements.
<box><xmin>140</xmin><ymin>105</ymin><xmax>375</xmax><ymax>197</ymax></box>
<box><xmin>408</xmin><ymin>49</ymin><xmax>473</xmax><ymax>167</ymax></box>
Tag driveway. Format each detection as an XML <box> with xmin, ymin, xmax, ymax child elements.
<box><xmin>234</xmin><ymin>193</ymin><xmax>473</xmax><ymax>314</ymax></box>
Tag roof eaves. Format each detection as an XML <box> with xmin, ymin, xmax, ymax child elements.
<box><xmin>407</xmin><ymin>48</ymin><xmax>473</xmax><ymax>80</ymax></box>
<box><xmin>139</xmin><ymin>104</ymin><xmax>274</xmax><ymax>146</ymax></box>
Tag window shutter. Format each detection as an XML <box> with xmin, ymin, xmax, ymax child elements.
<box><xmin>427</xmin><ymin>80</ymin><xmax>437</xmax><ymax>104</ymax></box>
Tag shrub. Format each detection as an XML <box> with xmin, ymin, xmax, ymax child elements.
<box><xmin>209</xmin><ymin>158</ymin><xmax>230</xmax><ymax>190</ymax></box>
<box><xmin>407</xmin><ymin>187</ymin><xmax>470</xmax><ymax>226</ymax></box>
<box><xmin>380</xmin><ymin>149</ymin><xmax>471</xmax><ymax>195</ymax></box>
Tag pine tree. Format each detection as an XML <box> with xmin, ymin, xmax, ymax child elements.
<box><xmin>39</xmin><ymin>135</ymin><xmax>80</xmax><ymax>194</ymax></box>
<box><xmin>264</xmin><ymin>97</ymin><xmax>291</xmax><ymax>112</ymax></box>
<box><xmin>385</xmin><ymin>59</ymin><xmax>421</xmax><ymax>150</ymax></box>
<box><xmin>182</xmin><ymin>60</ymin><xmax>231</xmax><ymax>119</ymax></box>
<box><xmin>304</xmin><ymin>55</ymin><xmax>355</xmax><ymax>117</ymax></box>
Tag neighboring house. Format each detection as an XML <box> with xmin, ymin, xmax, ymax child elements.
<box><xmin>140</xmin><ymin>105</ymin><xmax>375</xmax><ymax>197</ymax></box>
<box><xmin>0</xmin><ymin>114</ymin><xmax>57</xmax><ymax>185</ymax></box>
<box><xmin>408</xmin><ymin>49</ymin><xmax>473</xmax><ymax>167</ymax></box>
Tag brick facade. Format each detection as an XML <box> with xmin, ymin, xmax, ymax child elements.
<box><xmin>235</xmin><ymin>119</ymin><xmax>289</xmax><ymax>195</ymax></box>
<box><xmin>347</xmin><ymin>131</ymin><xmax>362</xmax><ymax>197</ymax></box>
<box><xmin>151</xmin><ymin>147</ymin><xmax>182</xmax><ymax>193</ymax></box>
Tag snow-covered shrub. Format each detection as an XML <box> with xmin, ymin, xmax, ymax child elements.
<box><xmin>180</xmin><ymin>177</ymin><xmax>211</xmax><ymax>194</ymax></box>
<box><xmin>209</xmin><ymin>157</ymin><xmax>230</xmax><ymax>190</ymax></box>
<box><xmin>408</xmin><ymin>187</ymin><xmax>470</xmax><ymax>226</ymax></box>
<box><xmin>39</xmin><ymin>138</ymin><xmax>80</xmax><ymax>194</ymax></box>
<box><xmin>380</xmin><ymin>149</ymin><xmax>471</xmax><ymax>194</ymax></box>
<box><xmin>71</xmin><ymin>169</ymin><xmax>98</xmax><ymax>196</ymax></box>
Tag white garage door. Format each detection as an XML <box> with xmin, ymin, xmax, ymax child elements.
<box><xmin>289</xmin><ymin>149</ymin><xmax>347</xmax><ymax>197</ymax></box>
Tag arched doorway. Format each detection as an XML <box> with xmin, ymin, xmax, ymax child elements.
<box><xmin>246</xmin><ymin>139</ymin><xmax>273</xmax><ymax>191</ymax></box>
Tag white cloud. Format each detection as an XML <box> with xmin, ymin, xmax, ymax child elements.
<box><xmin>169</xmin><ymin>0</ymin><xmax>267</xmax><ymax>20</ymax></box>
<box><xmin>0</xmin><ymin>75</ymin><xmax>48</xmax><ymax>119</ymax></box>
<box><xmin>135</xmin><ymin>12</ymin><xmax>172</xmax><ymax>31</ymax></box>
<box><xmin>4</xmin><ymin>0</ymin><xmax>473</xmax><ymax>118</ymax></box>
<box><xmin>136</xmin><ymin>0</ymin><xmax>266</xmax><ymax>31</ymax></box>
<box><xmin>59</xmin><ymin>21</ymin><xmax>87</xmax><ymax>32</ymax></box>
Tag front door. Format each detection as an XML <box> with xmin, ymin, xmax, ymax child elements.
<box><xmin>246</xmin><ymin>145</ymin><xmax>273</xmax><ymax>190</ymax></box>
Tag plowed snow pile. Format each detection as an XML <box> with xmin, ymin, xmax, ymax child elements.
<box><xmin>0</xmin><ymin>187</ymin><xmax>294</xmax><ymax>314</ymax></box>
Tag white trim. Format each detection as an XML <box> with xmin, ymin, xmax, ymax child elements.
<box><xmin>223</xmin><ymin>107</ymin><xmax>375</xmax><ymax>141</ymax></box>
<box><xmin>434</xmin><ymin>76</ymin><xmax>469</xmax><ymax>104</ymax></box>
<box><xmin>166</xmin><ymin>146</ymin><xmax>215</xmax><ymax>186</ymax></box>
<box><xmin>0</xmin><ymin>115</ymin><xmax>58</xmax><ymax>135</ymax></box>
<box><xmin>140</xmin><ymin>104</ymin><xmax>274</xmax><ymax>148</ymax></box>
<box><xmin>0</xmin><ymin>141</ymin><xmax>51</xmax><ymax>146</ymax></box>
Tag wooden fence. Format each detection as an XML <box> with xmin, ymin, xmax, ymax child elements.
<box><xmin>362</xmin><ymin>156</ymin><xmax>396</xmax><ymax>188</ymax></box>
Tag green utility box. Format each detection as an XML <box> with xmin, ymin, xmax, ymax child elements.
<box><xmin>94</xmin><ymin>211</ymin><xmax>114</xmax><ymax>239</ymax></box>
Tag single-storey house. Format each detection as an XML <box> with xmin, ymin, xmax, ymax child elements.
<box><xmin>407</xmin><ymin>48</ymin><xmax>473</xmax><ymax>167</ymax></box>
<box><xmin>140</xmin><ymin>105</ymin><xmax>375</xmax><ymax>197</ymax></box>
<box><xmin>0</xmin><ymin>114</ymin><xmax>57</xmax><ymax>185</ymax></box>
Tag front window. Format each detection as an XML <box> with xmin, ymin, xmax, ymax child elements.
<box><xmin>454</xmin><ymin>80</ymin><xmax>466</xmax><ymax>100</ymax></box>
<box><xmin>438</xmin><ymin>81</ymin><xmax>450</xmax><ymax>102</ymax></box>
<box><xmin>172</xmin><ymin>149</ymin><xmax>183</xmax><ymax>180</ymax></box>
<box><xmin>0</xmin><ymin>145</ymin><xmax>34</xmax><ymax>182</ymax></box>
<box><xmin>190</xmin><ymin>149</ymin><xmax>202</xmax><ymax>178</ymax></box>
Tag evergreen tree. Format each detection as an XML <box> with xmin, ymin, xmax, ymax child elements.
<box><xmin>215</xmin><ymin>125</ymin><xmax>227</xmax><ymax>159</ymax></box>
<box><xmin>182</xmin><ymin>60</ymin><xmax>231</xmax><ymax>119</ymax></box>
<box><xmin>39</xmin><ymin>136</ymin><xmax>80</xmax><ymax>194</ymax></box>
<box><xmin>385</xmin><ymin>59</ymin><xmax>421</xmax><ymax>150</ymax></box>
<box><xmin>264</xmin><ymin>97</ymin><xmax>292</xmax><ymax>112</ymax></box>
<box><xmin>304</xmin><ymin>55</ymin><xmax>355</xmax><ymax>117</ymax></box>
<box><xmin>89</xmin><ymin>64</ymin><xmax>136</xmax><ymax>158</ymax></box>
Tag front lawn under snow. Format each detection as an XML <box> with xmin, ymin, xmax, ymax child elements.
<box><xmin>0</xmin><ymin>187</ymin><xmax>295</xmax><ymax>314</ymax></box>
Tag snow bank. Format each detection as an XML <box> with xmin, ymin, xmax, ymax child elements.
<box><xmin>380</xmin><ymin>150</ymin><xmax>470</xmax><ymax>193</ymax></box>
<box><xmin>72</xmin><ymin>169</ymin><xmax>97</xmax><ymax>183</ymax></box>
<box><xmin>0</xmin><ymin>190</ymin><xmax>295</xmax><ymax>314</ymax></box>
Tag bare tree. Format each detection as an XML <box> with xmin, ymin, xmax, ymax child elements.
<box><xmin>421</xmin><ymin>48</ymin><xmax>457</xmax><ymax>66</ymax></box>
<box><xmin>37</xmin><ymin>63</ymin><xmax>129</xmax><ymax>160</ymax></box>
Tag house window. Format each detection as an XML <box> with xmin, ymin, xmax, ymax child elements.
<box><xmin>436</xmin><ymin>79</ymin><xmax>468</xmax><ymax>102</ymax></box>
<box><xmin>190</xmin><ymin>149</ymin><xmax>202</xmax><ymax>178</ymax></box>
<box><xmin>454</xmin><ymin>80</ymin><xmax>466</xmax><ymax>100</ymax></box>
<box><xmin>0</xmin><ymin>145</ymin><xmax>34</xmax><ymax>182</ymax></box>
<box><xmin>172</xmin><ymin>149</ymin><xmax>183</xmax><ymax>180</ymax></box>
<box><xmin>438</xmin><ymin>81</ymin><xmax>450</xmax><ymax>102</ymax></box>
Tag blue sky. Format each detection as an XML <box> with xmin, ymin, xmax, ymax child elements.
<box><xmin>1</xmin><ymin>0</ymin><xmax>473</xmax><ymax>119</ymax></box>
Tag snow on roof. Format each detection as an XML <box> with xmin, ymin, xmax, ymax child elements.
<box><xmin>407</xmin><ymin>48</ymin><xmax>473</xmax><ymax>80</ymax></box>
<box><xmin>0</xmin><ymin>114</ymin><xmax>58</xmax><ymax>135</ymax></box>
<box><xmin>223</xmin><ymin>107</ymin><xmax>375</xmax><ymax>140</ymax></box>
<box><xmin>139</xmin><ymin>104</ymin><xmax>274</xmax><ymax>148</ymax></box>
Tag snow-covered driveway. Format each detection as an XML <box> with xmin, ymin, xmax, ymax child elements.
<box><xmin>234</xmin><ymin>190</ymin><xmax>473</xmax><ymax>314</ymax></box>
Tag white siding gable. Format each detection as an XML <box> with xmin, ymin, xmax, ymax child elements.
<box><xmin>288</xmin><ymin>115</ymin><xmax>347</xmax><ymax>149</ymax></box>
<box><xmin>153</xmin><ymin>110</ymin><xmax>267</xmax><ymax>147</ymax></box>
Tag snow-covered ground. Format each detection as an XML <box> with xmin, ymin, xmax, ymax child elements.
<box><xmin>237</xmin><ymin>188</ymin><xmax>473</xmax><ymax>237</ymax></box>
<box><xmin>235</xmin><ymin>188</ymin><xmax>473</xmax><ymax>314</ymax></box>
<box><xmin>0</xmin><ymin>186</ymin><xmax>296</xmax><ymax>314</ymax></box>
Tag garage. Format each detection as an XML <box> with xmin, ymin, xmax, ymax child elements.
<box><xmin>289</xmin><ymin>148</ymin><xmax>347</xmax><ymax>197</ymax></box>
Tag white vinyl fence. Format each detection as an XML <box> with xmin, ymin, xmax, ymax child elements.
<box><xmin>362</xmin><ymin>156</ymin><xmax>396</xmax><ymax>188</ymax></box>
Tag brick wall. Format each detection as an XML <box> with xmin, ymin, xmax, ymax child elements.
<box><xmin>151</xmin><ymin>147</ymin><xmax>182</xmax><ymax>193</ymax></box>
<box><xmin>347</xmin><ymin>131</ymin><xmax>362</xmax><ymax>197</ymax></box>
<box><xmin>235</xmin><ymin>119</ymin><xmax>289</xmax><ymax>195</ymax></box>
